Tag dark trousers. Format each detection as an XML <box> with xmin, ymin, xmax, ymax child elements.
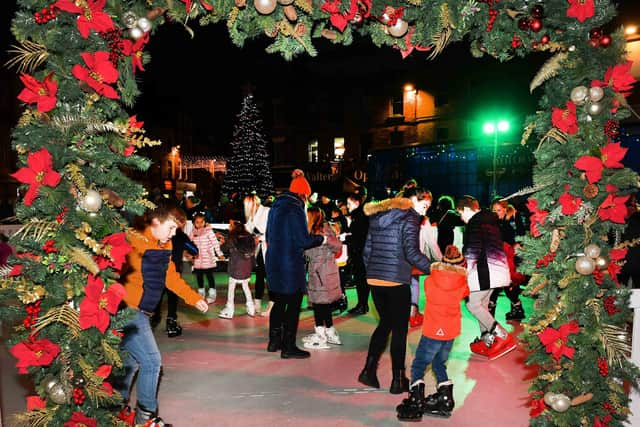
<box><xmin>269</xmin><ymin>291</ymin><xmax>304</xmax><ymax>337</ymax></box>
<box><xmin>312</xmin><ymin>303</ymin><xmax>333</xmax><ymax>328</ymax></box>
<box><xmin>194</xmin><ymin>267</ymin><xmax>216</xmax><ymax>290</ymax></box>
<box><xmin>489</xmin><ymin>284</ymin><xmax>522</xmax><ymax>307</ymax></box>
<box><xmin>254</xmin><ymin>249</ymin><xmax>267</xmax><ymax>299</ymax></box>
<box><xmin>367</xmin><ymin>284</ymin><xmax>411</xmax><ymax>370</ymax></box>
<box><xmin>351</xmin><ymin>256</ymin><xmax>369</xmax><ymax>308</ymax></box>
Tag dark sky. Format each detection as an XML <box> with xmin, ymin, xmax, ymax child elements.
<box><xmin>3</xmin><ymin>1</ymin><xmax>640</xmax><ymax>154</ymax></box>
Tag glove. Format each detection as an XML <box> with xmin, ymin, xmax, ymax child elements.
<box><xmin>338</xmin><ymin>233</ymin><xmax>350</xmax><ymax>242</ymax></box>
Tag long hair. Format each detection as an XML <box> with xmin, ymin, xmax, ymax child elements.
<box><xmin>244</xmin><ymin>194</ymin><xmax>260</xmax><ymax>223</ymax></box>
<box><xmin>307</xmin><ymin>206</ymin><xmax>325</xmax><ymax>235</ymax></box>
<box><xmin>492</xmin><ymin>198</ymin><xmax>516</xmax><ymax>220</ymax></box>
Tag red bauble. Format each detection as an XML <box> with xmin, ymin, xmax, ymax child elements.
<box><xmin>589</xmin><ymin>38</ymin><xmax>600</xmax><ymax>48</ymax></box>
<box><xmin>599</xmin><ymin>35</ymin><xmax>612</xmax><ymax>47</ymax></box>
<box><xmin>540</xmin><ymin>34</ymin><xmax>550</xmax><ymax>44</ymax></box>
<box><xmin>518</xmin><ymin>17</ymin><xmax>530</xmax><ymax>31</ymax></box>
<box><xmin>531</xmin><ymin>5</ymin><xmax>544</xmax><ymax>19</ymax></box>
<box><xmin>529</xmin><ymin>18</ymin><xmax>543</xmax><ymax>32</ymax></box>
<box><xmin>589</xmin><ymin>27</ymin><xmax>603</xmax><ymax>40</ymax></box>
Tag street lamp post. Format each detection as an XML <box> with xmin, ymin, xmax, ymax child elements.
<box><xmin>483</xmin><ymin>120</ymin><xmax>509</xmax><ymax>198</ymax></box>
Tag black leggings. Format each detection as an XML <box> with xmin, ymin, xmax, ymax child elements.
<box><xmin>254</xmin><ymin>249</ymin><xmax>267</xmax><ymax>299</ymax></box>
<box><xmin>368</xmin><ymin>284</ymin><xmax>411</xmax><ymax>370</ymax></box>
<box><xmin>269</xmin><ymin>291</ymin><xmax>303</xmax><ymax>336</ymax></box>
<box><xmin>194</xmin><ymin>267</ymin><xmax>216</xmax><ymax>290</ymax></box>
<box><xmin>489</xmin><ymin>284</ymin><xmax>522</xmax><ymax>306</ymax></box>
<box><xmin>312</xmin><ymin>303</ymin><xmax>333</xmax><ymax>328</ymax></box>
<box><xmin>351</xmin><ymin>256</ymin><xmax>369</xmax><ymax>307</ymax></box>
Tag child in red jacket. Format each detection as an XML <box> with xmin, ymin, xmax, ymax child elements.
<box><xmin>397</xmin><ymin>245</ymin><xmax>469</xmax><ymax>421</ymax></box>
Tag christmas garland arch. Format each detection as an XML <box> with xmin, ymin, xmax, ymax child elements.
<box><xmin>5</xmin><ymin>0</ymin><xmax>640</xmax><ymax>426</ymax></box>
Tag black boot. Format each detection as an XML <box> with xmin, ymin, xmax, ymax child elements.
<box><xmin>357</xmin><ymin>355</ymin><xmax>380</xmax><ymax>388</ymax></box>
<box><xmin>390</xmin><ymin>368</ymin><xmax>410</xmax><ymax>394</ymax></box>
<box><xmin>135</xmin><ymin>402</ymin><xmax>173</xmax><ymax>426</ymax></box>
<box><xmin>267</xmin><ymin>326</ymin><xmax>282</xmax><ymax>352</ymax></box>
<box><xmin>348</xmin><ymin>304</ymin><xmax>368</xmax><ymax>315</ymax></box>
<box><xmin>505</xmin><ymin>303</ymin><xmax>525</xmax><ymax>321</ymax></box>
<box><xmin>280</xmin><ymin>329</ymin><xmax>310</xmax><ymax>359</ymax></box>
<box><xmin>396</xmin><ymin>380</ymin><xmax>426</xmax><ymax>422</ymax></box>
<box><xmin>423</xmin><ymin>381</ymin><xmax>454</xmax><ymax>418</ymax></box>
<box><xmin>333</xmin><ymin>294</ymin><xmax>348</xmax><ymax>313</ymax></box>
<box><xmin>165</xmin><ymin>318</ymin><xmax>182</xmax><ymax>338</ymax></box>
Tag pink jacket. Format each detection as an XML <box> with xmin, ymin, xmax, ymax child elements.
<box><xmin>189</xmin><ymin>225</ymin><xmax>224</xmax><ymax>269</ymax></box>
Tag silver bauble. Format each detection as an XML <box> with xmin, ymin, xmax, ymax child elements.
<box><xmin>388</xmin><ymin>18</ymin><xmax>409</xmax><ymax>38</ymax></box>
<box><xmin>137</xmin><ymin>17</ymin><xmax>152</xmax><ymax>33</ymax></box>
<box><xmin>122</xmin><ymin>11</ymin><xmax>138</xmax><ymax>29</ymax></box>
<box><xmin>48</xmin><ymin>383</ymin><xmax>69</xmax><ymax>405</ymax></box>
<box><xmin>550</xmin><ymin>394</ymin><xmax>571</xmax><ymax>412</ymax></box>
<box><xmin>575</xmin><ymin>256</ymin><xmax>596</xmax><ymax>275</ymax></box>
<box><xmin>570</xmin><ymin>86</ymin><xmax>589</xmax><ymax>105</ymax></box>
<box><xmin>254</xmin><ymin>0</ymin><xmax>277</xmax><ymax>14</ymax></box>
<box><xmin>588</xmin><ymin>102</ymin><xmax>603</xmax><ymax>116</ymax></box>
<box><xmin>79</xmin><ymin>189</ymin><xmax>103</xmax><ymax>213</ymax></box>
<box><xmin>595</xmin><ymin>256</ymin><xmax>609</xmax><ymax>270</ymax></box>
<box><xmin>129</xmin><ymin>27</ymin><xmax>144</xmax><ymax>40</ymax></box>
<box><xmin>589</xmin><ymin>86</ymin><xmax>604</xmax><ymax>102</ymax></box>
<box><xmin>584</xmin><ymin>243</ymin><xmax>601</xmax><ymax>259</ymax></box>
<box><xmin>543</xmin><ymin>392</ymin><xmax>557</xmax><ymax>406</ymax></box>
<box><xmin>42</xmin><ymin>375</ymin><xmax>59</xmax><ymax>394</ymax></box>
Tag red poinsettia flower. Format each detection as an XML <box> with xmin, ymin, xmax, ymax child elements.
<box><xmin>527</xmin><ymin>198</ymin><xmax>548</xmax><ymax>237</ymax></box>
<box><xmin>399</xmin><ymin>26</ymin><xmax>432</xmax><ymax>59</ymax></box>
<box><xmin>537</xmin><ymin>320</ymin><xmax>580</xmax><ymax>361</ymax></box>
<box><xmin>574</xmin><ymin>155</ymin><xmax>602</xmax><ymax>183</ymax></box>
<box><xmin>321</xmin><ymin>0</ymin><xmax>373</xmax><ymax>32</ymax></box>
<box><xmin>26</xmin><ymin>395</ymin><xmax>46</xmax><ymax>410</ymax></box>
<box><xmin>17</xmin><ymin>72</ymin><xmax>58</xmax><ymax>113</ymax></box>
<box><xmin>530</xmin><ymin>396</ymin><xmax>547</xmax><ymax>417</ymax></box>
<box><xmin>594</xmin><ymin>415</ymin><xmax>613</xmax><ymax>427</ymax></box>
<box><xmin>63</xmin><ymin>411</ymin><xmax>98</xmax><ymax>427</ymax></box>
<box><xmin>566</xmin><ymin>0</ymin><xmax>595</xmax><ymax>22</ymax></box>
<box><xmin>609</xmin><ymin>248</ymin><xmax>627</xmax><ymax>261</ymax></box>
<box><xmin>598</xmin><ymin>193</ymin><xmax>629</xmax><ymax>224</ymax></box>
<box><xmin>72</xmin><ymin>51</ymin><xmax>119</xmax><ymax>99</ymax></box>
<box><xmin>95</xmin><ymin>364</ymin><xmax>112</xmax><ymax>378</ymax></box>
<box><xmin>593</xmin><ymin>61</ymin><xmax>636</xmax><ymax>96</ymax></box>
<box><xmin>95</xmin><ymin>232</ymin><xmax>132</xmax><ymax>271</ymax></box>
<box><xmin>180</xmin><ymin>0</ymin><xmax>214</xmax><ymax>12</ymax></box>
<box><xmin>551</xmin><ymin>101</ymin><xmax>578</xmax><ymax>134</ymax></box>
<box><xmin>600</xmin><ymin>142</ymin><xmax>627</xmax><ymax>168</ymax></box>
<box><xmin>574</xmin><ymin>142</ymin><xmax>627</xmax><ymax>184</ymax></box>
<box><xmin>559</xmin><ymin>186</ymin><xmax>582</xmax><ymax>215</ymax></box>
<box><xmin>54</xmin><ymin>0</ymin><xmax>114</xmax><ymax>39</ymax></box>
<box><xmin>11</xmin><ymin>148</ymin><xmax>61</xmax><ymax>206</ymax></box>
<box><xmin>121</xmin><ymin>33</ymin><xmax>149</xmax><ymax>74</ymax></box>
<box><xmin>79</xmin><ymin>275</ymin><xmax>125</xmax><ymax>333</ymax></box>
<box><xmin>10</xmin><ymin>337</ymin><xmax>61</xmax><ymax>373</ymax></box>
<box><xmin>9</xmin><ymin>264</ymin><xmax>23</xmax><ymax>276</ymax></box>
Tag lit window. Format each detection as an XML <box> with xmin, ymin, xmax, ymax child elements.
<box><xmin>308</xmin><ymin>139</ymin><xmax>319</xmax><ymax>163</ymax></box>
<box><xmin>334</xmin><ymin>137</ymin><xmax>345</xmax><ymax>159</ymax></box>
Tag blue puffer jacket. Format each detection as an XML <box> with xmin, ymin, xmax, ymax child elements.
<box><xmin>265</xmin><ymin>192</ymin><xmax>324</xmax><ymax>295</ymax></box>
<box><xmin>363</xmin><ymin>197</ymin><xmax>431</xmax><ymax>285</ymax></box>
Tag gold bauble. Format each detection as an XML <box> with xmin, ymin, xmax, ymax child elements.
<box><xmin>388</xmin><ymin>18</ymin><xmax>409</xmax><ymax>38</ymax></box>
<box><xmin>550</xmin><ymin>394</ymin><xmax>571</xmax><ymax>412</ymax></box>
<box><xmin>584</xmin><ymin>243</ymin><xmax>601</xmax><ymax>259</ymax></box>
<box><xmin>48</xmin><ymin>383</ymin><xmax>69</xmax><ymax>404</ymax></box>
<box><xmin>254</xmin><ymin>0</ymin><xmax>277</xmax><ymax>15</ymax></box>
<box><xmin>575</xmin><ymin>256</ymin><xmax>596</xmax><ymax>275</ymax></box>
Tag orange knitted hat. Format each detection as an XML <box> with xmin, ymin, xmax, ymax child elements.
<box><xmin>289</xmin><ymin>169</ymin><xmax>312</xmax><ymax>196</ymax></box>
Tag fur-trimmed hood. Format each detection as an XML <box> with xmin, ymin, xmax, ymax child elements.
<box><xmin>430</xmin><ymin>262</ymin><xmax>467</xmax><ymax>275</ymax></box>
<box><xmin>363</xmin><ymin>197</ymin><xmax>412</xmax><ymax>216</ymax></box>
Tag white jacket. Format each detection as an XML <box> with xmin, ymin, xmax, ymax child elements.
<box><xmin>246</xmin><ymin>204</ymin><xmax>270</xmax><ymax>257</ymax></box>
<box><xmin>419</xmin><ymin>220</ymin><xmax>442</xmax><ymax>262</ymax></box>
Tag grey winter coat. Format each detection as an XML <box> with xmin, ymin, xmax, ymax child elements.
<box><xmin>304</xmin><ymin>223</ymin><xmax>342</xmax><ymax>304</ymax></box>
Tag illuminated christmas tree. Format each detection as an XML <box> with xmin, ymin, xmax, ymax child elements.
<box><xmin>222</xmin><ymin>94</ymin><xmax>275</xmax><ymax>200</ymax></box>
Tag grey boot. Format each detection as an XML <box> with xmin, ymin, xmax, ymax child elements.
<box><xmin>135</xmin><ymin>403</ymin><xmax>173</xmax><ymax>426</ymax></box>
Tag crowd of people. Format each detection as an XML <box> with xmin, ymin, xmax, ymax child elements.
<box><xmin>111</xmin><ymin>169</ymin><xmax>639</xmax><ymax>426</ymax></box>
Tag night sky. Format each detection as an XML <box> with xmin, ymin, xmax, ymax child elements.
<box><xmin>3</xmin><ymin>1</ymin><xmax>640</xmax><ymax>156</ymax></box>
